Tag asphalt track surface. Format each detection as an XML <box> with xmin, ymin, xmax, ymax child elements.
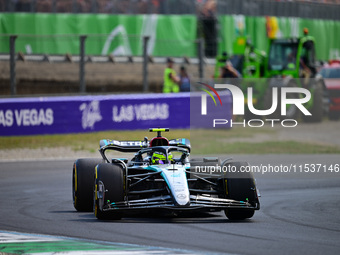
<box><xmin>0</xmin><ymin>155</ymin><xmax>339</xmax><ymax>255</ymax></box>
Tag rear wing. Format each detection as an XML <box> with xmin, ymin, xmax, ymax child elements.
<box><xmin>99</xmin><ymin>139</ymin><xmax>148</xmax><ymax>153</ymax></box>
<box><xmin>100</xmin><ymin>138</ymin><xmax>191</xmax><ymax>153</ymax></box>
<box><xmin>169</xmin><ymin>138</ymin><xmax>191</xmax><ymax>153</ymax></box>
<box><xmin>99</xmin><ymin>137</ymin><xmax>191</xmax><ymax>162</ymax></box>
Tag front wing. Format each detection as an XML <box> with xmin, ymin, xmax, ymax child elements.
<box><xmin>102</xmin><ymin>195</ymin><xmax>259</xmax><ymax>212</ymax></box>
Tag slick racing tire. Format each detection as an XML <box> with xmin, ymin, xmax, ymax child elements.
<box><xmin>225</xmin><ymin>208</ymin><xmax>255</xmax><ymax>220</ymax></box>
<box><xmin>73</xmin><ymin>158</ymin><xmax>104</xmax><ymax>212</ymax></box>
<box><xmin>223</xmin><ymin>161</ymin><xmax>257</xmax><ymax>220</ymax></box>
<box><xmin>94</xmin><ymin>163</ymin><xmax>124</xmax><ymax>220</ymax></box>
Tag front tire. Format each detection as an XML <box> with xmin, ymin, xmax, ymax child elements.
<box><xmin>223</xmin><ymin>161</ymin><xmax>258</xmax><ymax>220</ymax></box>
<box><xmin>73</xmin><ymin>158</ymin><xmax>104</xmax><ymax>212</ymax></box>
<box><xmin>225</xmin><ymin>209</ymin><xmax>255</xmax><ymax>220</ymax></box>
<box><xmin>94</xmin><ymin>163</ymin><xmax>125</xmax><ymax>220</ymax></box>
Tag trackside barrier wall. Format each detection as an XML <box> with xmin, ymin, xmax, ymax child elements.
<box><xmin>0</xmin><ymin>14</ymin><xmax>197</xmax><ymax>57</ymax></box>
<box><xmin>0</xmin><ymin>93</ymin><xmax>232</xmax><ymax>136</ymax></box>
<box><xmin>1</xmin><ymin>14</ymin><xmax>340</xmax><ymax>60</ymax></box>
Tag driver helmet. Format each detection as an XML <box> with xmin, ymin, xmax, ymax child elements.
<box><xmin>151</xmin><ymin>152</ymin><xmax>173</xmax><ymax>165</ymax></box>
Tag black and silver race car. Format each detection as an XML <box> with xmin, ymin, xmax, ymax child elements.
<box><xmin>72</xmin><ymin>128</ymin><xmax>260</xmax><ymax>220</ymax></box>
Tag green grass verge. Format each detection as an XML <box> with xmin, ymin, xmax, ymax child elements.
<box><xmin>0</xmin><ymin>130</ymin><xmax>190</xmax><ymax>152</ymax></box>
<box><xmin>0</xmin><ymin>128</ymin><xmax>339</xmax><ymax>154</ymax></box>
<box><xmin>194</xmin><ymin>141</ymin><xmax>340</xmax><ymax>154</ymax></box>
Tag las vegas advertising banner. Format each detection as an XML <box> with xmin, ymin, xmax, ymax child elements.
<box><xmin>0</xmin><ymin>93</ymin><xmax>231</xmax><ymax>136</ymax></box>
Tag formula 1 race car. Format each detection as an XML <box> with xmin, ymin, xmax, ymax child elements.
<box><xmin>72</xmin><ymin>128</ymin><xmax>260</xmax><ymax>220</ymax></box>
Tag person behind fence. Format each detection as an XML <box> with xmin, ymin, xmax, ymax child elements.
<box><xmin>163</xmin><ymin>57</ymin><xmax>180</xmax><ymax>93</ymax></box>
<box><xmin>179</xmin><ymin>66</ymin><xmax>190</xmax><ymax>92</ymax></box>
<box><xmin>220</xmin><ymin>60</ymin><xmax>241</xmax><ymax>78</ymax></box>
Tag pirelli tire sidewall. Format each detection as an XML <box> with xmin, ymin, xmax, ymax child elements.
<box><xmin>73</xmin><ymin>158</ymin><xmax>104</xmax><ymax>212</ymax></box>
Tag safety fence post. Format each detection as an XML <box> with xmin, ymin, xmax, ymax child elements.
<box><xmin>10</xmin><ymin>35</ymin><xmax>17</xmax><ymax>96</ymax></box>
<box><xmin>79</xmin><ymin>35</ymin><xmax>87</xmax><ymax>93</ymax></box>
<box><xmin>198</xmin><ymin>37</ymin><xmax>205</xmax><ymax>79</ymax></box>
<box><xmin>143</xmin><ymin>36</ymin><xmax>150</xmax><ymax>92</ymax></box>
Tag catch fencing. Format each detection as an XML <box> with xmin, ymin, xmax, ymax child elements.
<box><xmin>1</xmin><ymin>0</ymin><xmax>340</xmax><ymax>20</ymax></box>
<box><xmin>0</xmin><ymin>34</ymin><xmax>206</xmax><ymax>96</ymax></box>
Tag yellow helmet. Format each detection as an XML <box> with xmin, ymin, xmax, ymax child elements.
<box><xmin>151</xmin><ymin>152</ymin><xmax>173</xmax><ymax>165</ymax></box>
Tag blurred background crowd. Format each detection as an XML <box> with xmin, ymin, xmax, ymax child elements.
<box><xmin>0</xmin><ymin>0</ymin><xmax>340</xmax><ymax>14</ymax></box>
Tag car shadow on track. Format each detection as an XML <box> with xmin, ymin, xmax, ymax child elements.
<box><xmin>50</xmin><ymin>210</ymin><xmax>78</xmax><ymax>214</ymax></box>
<box><xmin>66</xmin><ymin>211</ymin><xmax>257</xmax><ymax>224</ymax></box>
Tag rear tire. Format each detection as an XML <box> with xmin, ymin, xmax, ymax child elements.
<box><xmin>73</xmin><ymin>158</ymin><xmax>104</xmax><ymax>212</ymax></box>
<box><xmin>223</xmin><ymin>161</ymin><xmax>257</xmax><ymax>220</ymax></box>
<box><xmin>94</xmin><ymin>163</ymin><xmax>124</xmax><ymax>220</ymax></box>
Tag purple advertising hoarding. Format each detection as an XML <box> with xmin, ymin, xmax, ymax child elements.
<box><xmin>0</xmin><ymin>92</ymin><xmax>231</xmax><ymax>136</ymax></box>
<box><xmin>190</xmin><ymin>91</ymin><xmax>232</xmax><ymax>129</ymax></box>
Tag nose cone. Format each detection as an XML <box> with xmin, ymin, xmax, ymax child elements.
<box><xmin>162</xmin><ymin>165</ymin><xmax>190</xmax><ymax>207</ymax></box>
<box><xmin>174</xmin><ymin>193</ymin><xmax>190</xmax><ymax>207</ymax></box>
